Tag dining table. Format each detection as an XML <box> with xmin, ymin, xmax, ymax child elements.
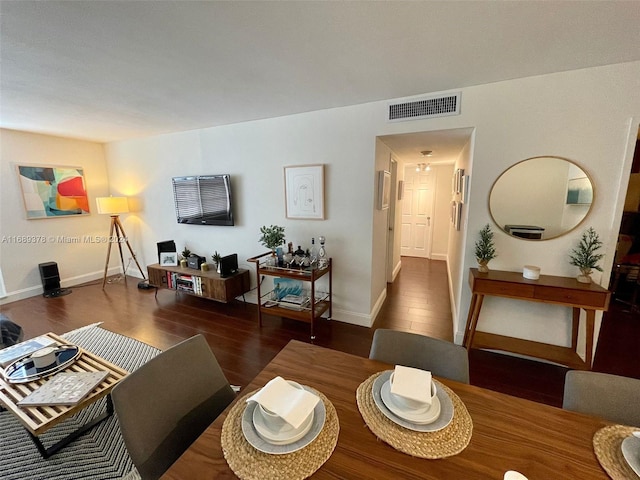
<box><xmin>161</xmin><ymin>340</ymin><xmax>614</xmax><ymax>479</ymax></box>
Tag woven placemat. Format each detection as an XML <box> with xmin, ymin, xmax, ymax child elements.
<box><xmin>221</xmin><ymin>389</ymin><xmax>339</xmax><ymax>480</ymax></box>
<box><xmin>593</xmin><ymin>424</ymin><xmax>638</xmax><ymax>480</ymax></box>
<box><xmin>356</xmin><ymin>371</ymin><xmax>473</xmax><ymax>458</ymax></box>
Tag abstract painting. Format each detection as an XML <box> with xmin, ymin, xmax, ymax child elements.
<box><xmin>16</xmin><ymin>165</ymin><xmax>90</xmax><ymax>219</ymax></box>
<box><xmin>284</xmin><ymin>164</ymin><xmax>325</xmax><ymax>220</ymax></box>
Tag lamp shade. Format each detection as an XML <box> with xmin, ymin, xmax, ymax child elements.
<box><xmin>96</xmin><ymin>196</ymin><xmax>129</xmax><ymax>215</ymax></box>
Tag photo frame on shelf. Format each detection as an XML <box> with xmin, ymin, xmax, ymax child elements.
<box><xmin>160</xmin><ymin>252</ymin><xmax>178</xmax><ymax>266</ymax></box>
<box><xmin>377</xmin><ymin>170</ymin><xmax>391</xmax><ymax>210</ymax></box>
<box><xmin>16</xmin><ymin>164</ymin><xmax>90</xmax><ymax>219</ymax></box>
<box><xmin>284</xmin><ymin>164</ymin><xmax>325</xmax><ymax>220</ymax></box>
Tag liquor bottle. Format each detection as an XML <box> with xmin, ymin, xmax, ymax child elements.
<box><xmin>309</xmin><ymin>237</ymin><xmax>318</xmax><ymax>266</ymax></box>
<box><xmin>318</xmin><ymin>236</ymin><xmax>327</xmax><ymax>268</ymax></box>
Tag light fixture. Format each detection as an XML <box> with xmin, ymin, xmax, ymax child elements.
<box><xmin>420</xmin><ymin>150</ymin><xmax>433</xmax><ymax>157</ymax></box>
<box><xmin>416</xmin><ymin>163</ymin><xmax>431</xmax><ymax>172</ymax></box>
<box><xmin>96</xmin><ymin>196</ymin><xmax>146</xmax><ymax>288</ymax></box>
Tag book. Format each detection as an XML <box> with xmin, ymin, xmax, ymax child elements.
<box><xmin>0</xmin><ymin>336</ymin><xmax>57</xmax><ymax>368</ymax></box>
<box><xmin>17</xmin><ymin>371</ymin><xmax>109</xmax><ymax>407</ymax></box>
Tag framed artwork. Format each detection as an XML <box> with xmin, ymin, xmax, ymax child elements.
<box><xmin>451</xmin><ymin>201</ymin><xmax>462</xmax><ymax>230</ymax></box>
<box><xmin>284</xmin><ymin>164</ymin><xmax>325</xmax><ymax>220</ymax></box>
<box><xmin>377</xmin><ymin>170</ymin><xmax>391</xmax><ymax>210</ymax></box>
<box><xmin>460</xmin><ymin>174</ymin><xmax>469</xmax><ymax>204</ymax></box>
<box><xmin>16</xmin><ymin>165</ymin><xmax>90</xmax><ymax>219</ymax></box>
<box><xmin>454</xmin><ymin>168</ymin><xmax>465</xmax><ymax>195</ymax></box>
<box><xmin>160</xmin><ymin>252</ymin><xmax>178</xmax><ymax>266</ymax></box>
<box><xmin>397</xmin><ymin>180</ymin><xmax>404</xmax><ymax>200</ymax></box>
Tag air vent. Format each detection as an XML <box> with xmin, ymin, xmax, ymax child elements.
<box><xmin>388</xmin><ymin>93</ymin><xmax>461</xmax><ymax>122</ymax></box>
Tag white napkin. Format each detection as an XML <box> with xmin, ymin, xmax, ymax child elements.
<box><xmin>247</xmin><ymin>376</ymin><xmax>319</xmax><ymax>429</ymax></box>
<box><xmin>390</xmin><ymin>365</ymin><xmax>433</xmax><ymax>405</ymax></box>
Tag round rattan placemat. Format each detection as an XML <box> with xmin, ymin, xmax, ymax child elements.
<box><xmin>593</xmin><ymin>424</ymin><xmax>638</xmax><ymax>480</ymax></box>
<box><xmin>221</xmin><ymin>389</ymin><xmax>339</xmax><ymax>480</ymax></box>
<box><xmin>356</xmin><ymin>371</ymin><xmax>473</xmax><ymax>458</ymax></box>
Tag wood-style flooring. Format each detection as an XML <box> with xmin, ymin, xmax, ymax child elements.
<box><xmin>1</xmin><ymin>256</ymin><xmax>637</xmax><ymax>408</ymax></box>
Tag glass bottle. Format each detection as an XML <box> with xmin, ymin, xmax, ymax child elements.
<box><xmin>309</xmin><ymin>237</ymin><xmax>318</xmax><ymax>267</ymax></box>
<box><xmin>318</xmin><ymin>236</ymin><xmax>327</xmax><ymax>268</ymax></box>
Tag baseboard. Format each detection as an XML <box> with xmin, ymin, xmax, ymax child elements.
<box><xmin>431</xmin><ymin>253</ymin><xmax>447</xmax><ymax>261</ymax></box>
<box><xmin>0</xmin><ymin>266</ymin><xmax>127</xmax><ymax>305</ymax></box>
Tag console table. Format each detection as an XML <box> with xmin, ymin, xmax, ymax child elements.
<box><xmin>463</xmin><ymin>268</ymin><xmax>611</xmax><ymax>369</ymax></box>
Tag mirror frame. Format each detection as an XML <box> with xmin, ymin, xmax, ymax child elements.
<box><xmin>488</xmin><ymin>156</ymin><xmax>595</xmax><ymax>241</ymax></box>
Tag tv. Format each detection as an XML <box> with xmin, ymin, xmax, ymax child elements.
<box><xmin>172</xmin><ymin>174</ymin><xmax>234</xmax><ymax>226</ymax></box>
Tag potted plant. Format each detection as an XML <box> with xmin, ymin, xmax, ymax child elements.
<box><xmin>211</xmin><ymin>251</ymin><xmax>222</xmax><ymax>273</ymax></box>
<box><xmin>180</xmin><ymin>246</ymin><xmax>191</xmax><ymax>268</ymax></box>
<box><xmin>475</xmin><ymin>224</ymin><xmax>497</xmax><ymax>273</ymax></box>
<box><xmin>569</xmin><ymin>227</ymin><xmax>604</xmax><ymax>284</ymax></box>
<box><xmin>259</xmin><ymin>225</ymin><xmax>285</xmax><ymax>266</ymax></box>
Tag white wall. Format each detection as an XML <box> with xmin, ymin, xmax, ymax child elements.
<box><xmin>3</xmin><ymin>61</ymin><xmax>639</xmax><ymax>360</ymax></box>
<box><xmin>0</xmin><ymin>129</ymin><xmax>112</xmax><ymax>302</ymax></box>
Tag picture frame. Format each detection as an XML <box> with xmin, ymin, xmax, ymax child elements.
<box><xmin>454</xmin><ymin>168</ymin><xmax>465</xmax><ymax>195</ymax></box>
<box><xmin>451</xmin><ymin>200</ymin><xmax>462</xmax><ymax>230</ymax></box>
<box><xmin>284</xmin><ymin>164</ymin><xmax>325</xmax><ymax>220</ymax></box>
<box><xmin>377</xmin><ymin>170</ymin><xmax>391</xmax><ymax>210</ymax></box>
<box><xmin>397</xmin><ymin>180</ymin><xmax>404</xmax><ymax>200</ymax></box>
<box><xmin>460</xmin><ymin>174</ymin><xmax>469</xmax><ymax>204</ymax></box>
<box><xmin>160</xmin><ymin>252</ymin><xmax>178</xmax><ymax>266</ymax></box>
<box><xmin>16</xmin><ymin>164</ymin><xmax>91</xmax><ymax>219</ymax></box>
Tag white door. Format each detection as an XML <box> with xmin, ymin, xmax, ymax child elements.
<box><xmin>400</xmin><ymin>167</ymin><xmax>434</xmax><ymax>258</ymax></box>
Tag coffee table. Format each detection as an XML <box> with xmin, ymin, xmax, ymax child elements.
<box><xmin>0</xmin><ymin>332</ymin><xmax>128</xmax><ymax>458</ymax></box>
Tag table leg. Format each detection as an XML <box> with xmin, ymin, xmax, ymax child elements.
<box><xmin>465</xmin><ymin>294</ymin><xmax>484</xmax><ymax>349</ymax></box>
<box><xmin>584</xmin><ymin>309</ymin><xmax>595</xmax><ymax>370</ymax></box>
<box><xmin>27</xmin><ymin>394</ymin><xmax>114</xmax><ymax>459</ymax></box>
<box><xmin>463</xmin><ymin>294</ymin><xmax>479</xmax><ymax>347</ymax></box>
<box><xmin>571</xmin><ymin>307</ymin><xmax>580</xmax><ymax>352</ymax></box>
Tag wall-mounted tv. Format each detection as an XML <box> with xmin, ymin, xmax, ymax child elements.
<box><xmin>172</xmin><ymin>174</ymin><xmax>234</xmax><ymax>226</ymax></box>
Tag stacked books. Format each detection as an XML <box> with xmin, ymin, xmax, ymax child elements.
<box><xmin>278</xmin><ymin>294</ymin><xmax>310</xmax><ymax>310</ymax></box>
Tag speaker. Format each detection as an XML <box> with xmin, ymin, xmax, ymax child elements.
<box><xmin>38</xmin><ymin>262</ymin><xmax>71</xmax><ymax>298</ymax></box>
<box><xmin>220</xmin><ymin>253</ymin><xmax>238</xmax><ymax>278</ymax></box>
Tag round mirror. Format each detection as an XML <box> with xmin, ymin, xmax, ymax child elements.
<box><xmin>489</xmin><ymin>156</ymin><xmax>594</xmax><ymax>240</ymax></box>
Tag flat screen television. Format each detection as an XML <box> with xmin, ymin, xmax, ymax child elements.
<box><xmin>172</xmin><ymin>174</ymin><xmax>234</xmax><ymax>226</ymax></box>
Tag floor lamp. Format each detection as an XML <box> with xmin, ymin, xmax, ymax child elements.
<box><xmin>96</xmin><ymin>196</ymin><xmax>146</xmax><ymax>289</ymax></box>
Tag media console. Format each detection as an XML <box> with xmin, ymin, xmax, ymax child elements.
<box><xmin>147</xmin><ymin>263</ymin><xmax>250</xmax><ymax>303</ymax></box>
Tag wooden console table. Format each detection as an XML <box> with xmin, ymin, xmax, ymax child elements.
<box><xmin>463</xmin><ymin>268</ymin><xmax>611</xmax><ymax>370</ymax></box>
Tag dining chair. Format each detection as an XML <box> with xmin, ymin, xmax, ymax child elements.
<box><xmin>562</xmin><ymin>370</ymin><xmax>640</xmax><ymax>426</ymax></box>
<box><xmin>368</xmin><ymin>329</ymin><xmax>470</xmax><ymax>384</ymax></box>
<box><xmin>111</xmin><ymin>334</ymin><xmax>236</xmax><ymax>480</ymax></box>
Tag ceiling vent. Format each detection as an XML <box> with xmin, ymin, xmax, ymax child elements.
<box><xmin>388</xmin><ymin>92</ymin><xmax>461</xmax><ymax>122</ymax></box>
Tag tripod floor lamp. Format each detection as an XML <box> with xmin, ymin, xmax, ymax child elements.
<box><xmin>96</xmin><ymin>196</ymin><xmax>146</xmax><ymax>289</ymax></box>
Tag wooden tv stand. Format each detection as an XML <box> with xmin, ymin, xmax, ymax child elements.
<box><xmin>463</xmin><ymin>268</ymin><xmax>611</xmax><ymax>369</ymax></box>
<box><xmin>147</xmin><ymin>263</ymin><xmax>250</xmax><ymax>303</ymax></box>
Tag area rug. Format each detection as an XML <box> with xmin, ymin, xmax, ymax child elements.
<box><xmin>0</xmin><ymin>324</ymin><xmax>159</xmax><ymax>480</ymax></box>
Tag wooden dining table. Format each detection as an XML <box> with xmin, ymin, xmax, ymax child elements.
<box><xmin>161</xmin><ymin>340</ymin><xmax>611</xmax><ymax>479</ymax></box>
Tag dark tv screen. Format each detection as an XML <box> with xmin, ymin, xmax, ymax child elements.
<box><xmin>172</xmin><ymin>174</ymin><xmax>234</xmax><ymax>226</ymax></box>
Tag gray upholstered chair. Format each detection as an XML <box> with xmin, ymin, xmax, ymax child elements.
<box><xmin>369</xmin><ymin>329</ymin><xmax>470</xmax><ymax>384</ymax></box>
<box><xmin>112</xmin><ymin>334</ymin><xmax>236</xmax><ymax>480</ymax></box>
<box><xmin>562</xmin><ymin>370</ymin><xmax>640</xmax><ymax>426</ymax></box>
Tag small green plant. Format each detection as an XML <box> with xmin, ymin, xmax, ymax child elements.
<box><xmin>569</xmin><ymin>227</ymin><xmax>604</xmax><ymax>272</ymax></box>
<box><xmin>475</xmin><ymin>224</ymin><xmax>497</xmax><ymax>262</ymax></box>
<box><xmin>259</xmin><ymin>225</ymin><xmax>285</xmax><ymax>251</ymax></box>
<box><xmin>181</xmin><ymin>246</ymin><xmax>191</xmax><ymax>259</ymax></box>
<box><xmin>211</xmin><ymin>250</ymin><xmax>222</xmax><ymax>264</ymax></box>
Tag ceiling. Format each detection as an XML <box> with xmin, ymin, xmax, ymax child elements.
<box><xmin>1</xmin><ymin>1</ymin><xmax>639</xmax><ymax>144</ymax></box>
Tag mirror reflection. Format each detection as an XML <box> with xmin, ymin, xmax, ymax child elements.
<box><xmin>489</xmin><ymin>156</ymin><xmax>594</xmax><ymax>240</ymax></box>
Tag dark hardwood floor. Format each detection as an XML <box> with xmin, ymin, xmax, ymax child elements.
<box><xmin>2</xmin><ymin>257</ymin><xmax>638</xmax><ymax>408</ymax></box>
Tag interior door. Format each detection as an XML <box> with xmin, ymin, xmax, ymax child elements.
<box><xmin>400</xmin><ymin>167</ymin><xmax>434</xmax><ymax>258</ymax></box>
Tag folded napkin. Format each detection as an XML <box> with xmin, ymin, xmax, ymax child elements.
<box><xmin>390</xmin><ymin>365</ymin><xmax>433</xmax><ymax>405</ymax></box>
<box><xmin>247</xmin><ymin>376</ymin><xmax>319</xmax><ymax>429</ymax></box>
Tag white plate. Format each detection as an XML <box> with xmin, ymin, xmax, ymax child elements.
<box><xmin>381</xmin><ymin>380</ymin><xmax>441</xmax><ymax>424</ymax></box>
<box><xmin>253</xmin><ymin>405</ymin><xmax>314</xmax><ymax>444</ymax></box>
<box><xmin>372</xmin><ymin>370</ymin><xmax>454</xmax><ymax>432</ymax></box>
<box><xmin>621</xmin><ymin>436</ymin><xmax>640</xmax><ymax>478</ymax></box>
<box><xmin>241</xmin><ymin>385</ymin><xmax>326</xmax><ymax>455</ymax></box>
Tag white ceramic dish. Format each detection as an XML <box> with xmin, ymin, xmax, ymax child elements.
<box><xmin>381</xmin><ymin>380</ymin><xmax>441</xmax><ymax>424</ymax></box>
<box><xmin>371</xmin><ymin>370</ymin><xmax>454</xmax><ymax>433</ymax></box>
<box><xmin>253</xmin><ymin>405</ymin><xmax>314</xmax><ymax>444</ymax></box>
<box><xmin>621</xmin><ymin>436</ymin><xmax>640</xmax><ymax>478</ymax></box>
<box><xmin>504</xmin><ymin>471</ymin><xmax>528</xmax><ymax>480</ymax></box>
<box><xmin>241</xmin><ymin>385</ymin><xmax>326</xmax><ymax>455</ymax></box>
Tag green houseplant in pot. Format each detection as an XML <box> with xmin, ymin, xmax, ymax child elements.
<box><xmin>475</xmin><ymin>224</ymin><xmax>497</xmax><ymax>273</ymax></box>
<box><xmin>569</xmin><ymin>227</ymin><xmax>604</xmax><ymax>284</ymax></box>
<box><xmin>211</xmin><ymin>251</ymin><xmax>222</xmax><ymax>273</ymax></box>
<box><xmin>259</xmin><ymin>225</ymin><xmax>285</xmax><ymax>267</ymax></box>
<box><xmin>180</xmin><ymin>246</ymin><xmax>191</xmax><ymax>268</ymax></box>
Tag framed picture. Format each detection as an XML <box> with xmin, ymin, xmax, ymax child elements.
<box><xmin>377</xmin><ymin>170</ymin><xmax>391</xmax><ymax>210</ymax></box>
<box><xmin>284</xmin><ymin>164</ymin><xmax>325</xmax><ymax>220</ymax></box>
<box><xmin>451</xmin><ymin>201</ymin><xmax>462</xmax><ymax>230</ymax></box>
<box><xmin>160</xmin><ymin>252</ymin><xmax>178</xmax><ymax>266</ymax></box>
<box><xmin>16</xmin><ymin>164</ymin><xmax>90</xmax><ymax>219</ymax></box>
<box><xmin>397</xmin><ymin>180</ymin><xmax>404</xmax><ymax>200</ymax></box>
<box><xmin>454</xmin><ymin>168</ymin><xmax>465</xmax><ymax>195</ymax></box>
<box><xmin>460</xmin><ymin>174</ymin><xmax>469</xmax><ymax>204</ymax></box>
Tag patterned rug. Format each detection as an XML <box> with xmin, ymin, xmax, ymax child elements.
<box><xmin>0</xmin><ymin>323</ymin><xmax>159</xmax><ymax>480</ymax></box>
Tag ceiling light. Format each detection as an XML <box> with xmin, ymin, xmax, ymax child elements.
<box><xmin>420</xmin><ymin>150</ymin><xmax>433</xmax><ymax>157</ymax></box>
<box><xmin>416</xmin><ymin>163</ymin><xmax>431</xmax><ymax>172</ymax></box>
